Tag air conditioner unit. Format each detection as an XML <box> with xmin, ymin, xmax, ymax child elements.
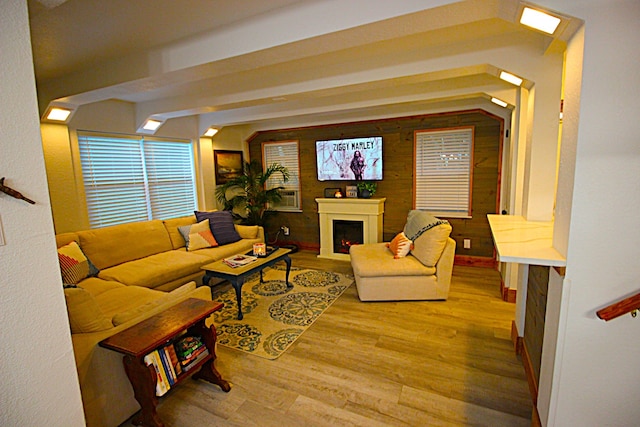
<box><xmin>276</xmin><ymin>190</ymin><xmax>300</xmax><ymax>210</ymax></box>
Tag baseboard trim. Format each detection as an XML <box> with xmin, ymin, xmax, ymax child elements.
<box><xmin>512</xmin><ymin>321</ymin><xmax>542</xmax><ymax>425</ymax></box>
<box><xmin>454</xmin><ymin>255</ymin><xmax>497</xmax><ymax>268</ymax></box>
<box><xmin>501</xmin><ymin>278</ymin><xmax>517</xmax><ymax>303</ymax></box>
<box><xmin>511</xmin><ymin>321</ymin><xmax>523</xmax><ymax>354</ymax></box>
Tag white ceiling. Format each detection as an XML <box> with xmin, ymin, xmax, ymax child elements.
<box><xmin>28</xmin><ymin>0</ymin><xmax>580</xmax><ymax>131</ymax></box>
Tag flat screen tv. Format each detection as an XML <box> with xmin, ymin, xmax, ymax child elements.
<box><xmin>316</xmin><ymin>136</ymin><xmax>383</xmax><ymax>181</ymax></box>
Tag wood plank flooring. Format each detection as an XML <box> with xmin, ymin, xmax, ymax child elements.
<box><xmin>121</xmin><ymin>251</ymin><xmax>532</xmax><ymax>426</ymax></box>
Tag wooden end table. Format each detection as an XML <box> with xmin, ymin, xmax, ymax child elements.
<box><xmin>201</xmin><ymin>247</ymin><xmax>292</xmax><ymax>320</ymax></box>
<box><xmin>100</xmin><ymin>298</ymin><xmax>230</xmax><ymax>427</ymax></box>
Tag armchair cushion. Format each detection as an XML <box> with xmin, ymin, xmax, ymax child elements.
<box><xmin>410</xmin><ymin>222</ymin><xmax>453</xmax><ymax>267</ymax></box>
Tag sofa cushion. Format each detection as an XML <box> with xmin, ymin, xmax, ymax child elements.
<box><xmin>235</xmin><ymin>224</ymin><xmax>259</xmax><ymax>239</ymax></box>
<box><xmin>98</xmin><ymin>250</ymin><xmax>211</xmax><ymax>289</ymax></box>
<box><xmin>111</xmin><ymin>282</ymin><xmax>197</xmax><ymax>326</ymax></box>
<box><xmin>410</xmin><ymin>222</ymin><xmax>453</xmax><ymax>268</ymax></box>
<box><xmin>94</xmin><ymin>285</ymin><xmax>164</xmax><ymax>320</ymax></box>
<box><xmin>77</xmin><ymin>277</ymin><xmax>125</xmax><ymax>297</ymax></box>
<box><xmin>349</xmin><ymin>243</ymin><xmax>436</xmax><ymax>277</ymax></box>
<box><xmin>387</xmin><ymin>232</ymin><xmax>413</xmax><ymax>259</ymax></box>
<box><xmin>403</xmin><ymin>210</ymin><xmax>449</xmax><ymax>241</ymax></box>
<box><xmin>163</xmin><ymin>216</ymin><xmax>196</xmax><ymax>249</ymax></box>
<box><xmin>78</xmin><ymin>220</ymin><xmax>173</xmax><ymax>270</ymax></box>
<box><xmin>64</xmin><ymin>287</ymin><xmax>113</xmax><ymax>333</ymax></box>
<box><xmin>195</xmin><ymin>210</ymin><xmax>241</xmax><ymax>245</ymax></box>
<box><xmin>57</xmin><ymin>241</ymin><xmax>100</xmax><ymax>285</ymax></box>
<box><xmin>178</xmin><ymin>219</ymin><xmax>218</xmax><ymax>251</ymax></box>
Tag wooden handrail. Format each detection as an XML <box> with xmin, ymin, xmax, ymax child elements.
<box><xmin>596</xmin><ymin>292</ymin><xmax>640</xmax><ymax>321</ymax></box>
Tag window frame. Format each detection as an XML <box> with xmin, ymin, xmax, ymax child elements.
<box><xmin>413</xmin><ymin>126</ymin><xmax>474</xmax><ymax>218</ymax></box>
<box><xmin>262</xmin><ymin>140</ymin><xmax>302</xmax><ymax>212</ymax></box>
<box><xmin>77</xmin><ymin>131</ymin><xmax>197</xmax><ymax>228</ymax></box>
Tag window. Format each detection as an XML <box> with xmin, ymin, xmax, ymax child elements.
<box><xmin>262</xmin><ymin>140</ymin><xmax>301</xmax><ymax>212</ymax></box>
<box><xmin>414</xmin><ymin>127</ymin><xmax>474</xmax><ymax>218</ymax></box>
<box><xmin>78</xmin><ymin>132</ymin><xmax>197</xmax><ymax>228</ymax></box>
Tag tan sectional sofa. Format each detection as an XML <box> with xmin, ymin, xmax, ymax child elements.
<box><xmin>56</xmin><ymin>215</ymin><xmax>264</xmax><ymax>427</ymax></box>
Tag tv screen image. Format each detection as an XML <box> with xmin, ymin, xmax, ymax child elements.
<box><xmin>316</xmin><ymin>136</ymin><xmax>383</xmax><ymax>181</ymax></box>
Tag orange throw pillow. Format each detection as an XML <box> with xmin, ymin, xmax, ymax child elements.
<box><xmin>386</xmin><ymin>232</ymin><xmax>413</xmax><ymax>259</ymax></box>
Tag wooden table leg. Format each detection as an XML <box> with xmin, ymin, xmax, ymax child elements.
<box><xmin>190</xmin><ymin>322</ymin><xmax>231</xmax><ymax>392</ymax></box>
<box><xmin>231</xmin><ymin>277</ymin><xmax>245</xmax><ymax>320</ymax></box>
<box><xmin>123</xmin><ymin>355</ymin><xmax>164</xmax><ymax>427</ymax></box>
<box><xmin>284</xmin><ymin>254</ymin><xmax>292</xmax><ymax>290</ymax></box>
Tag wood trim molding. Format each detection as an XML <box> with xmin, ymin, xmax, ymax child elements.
<box><xmin>522</xmin><ymin>341</ymin><xmax>539</xmax><ymax>405</ymax></box>
<box><xmin>501</xmin><ymin>278</ymin><xmax>517</xmax><ymax>303</ymax></box>
<box><xmin>511</xmin><ymin>321</ymin><xmax>523</xmax><ymax>355</ymax></box>
<box><xmin>454</xmin><ymin>255</ymin><xmax>497</xmax><ymax>268</ymax></box>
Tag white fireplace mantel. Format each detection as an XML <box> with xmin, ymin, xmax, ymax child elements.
<box><xmin>316</xmin><ymin>197</ymin><xmax>385</xmax><ymax>261</ymax></box>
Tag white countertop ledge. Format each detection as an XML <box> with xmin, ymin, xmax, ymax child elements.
<box><xmin>487</xmin><ymin>214</ymin><xmax>566</xmax><ymax>267</ymax></box>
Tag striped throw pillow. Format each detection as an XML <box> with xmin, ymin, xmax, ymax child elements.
<box><xmin>57</xmin><ymin>241</ymin><xmax>99</xmax><ymax>285</ymax></box>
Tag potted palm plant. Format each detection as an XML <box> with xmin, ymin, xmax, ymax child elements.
<box><xmin>215</xmin><ymin>159</ymin><xmax>289</xmax><ymax>227</ymax></box>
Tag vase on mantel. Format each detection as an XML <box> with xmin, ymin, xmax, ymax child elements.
<box><xmin>360</xmin><ymin>189</ymin><xmax>371</xmax><ymax>199</ymax></box>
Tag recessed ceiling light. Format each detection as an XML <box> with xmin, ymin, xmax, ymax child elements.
<box><xmin>204</xmin><ymin>127</ymin><xmax>219</xmax><ymax>137</ymax></box>
<box><xmin>520</xmin><ymin>7</ymin><xmax>561</xmax><ymax>34</ymax></box>
<box><xmin>46</xmin><ymin>107</ymin><xmax>72</xmax><ymax>121</ymax></box>
<box><xmin>491</xmin><ymin>97</ymin><xmax>508</xmax><ymax>108</ymax></box>
<box><xmin>499</xmin><ymin>71</ymin><xmax>523</xmax><ymax>86</ymax></box>
<box><xmin>143</xmin><ymin>119</ymin><xmax>163</xmax><ymax>131</ymax></box>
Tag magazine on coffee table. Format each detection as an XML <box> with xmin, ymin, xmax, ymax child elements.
<box><xmin>223</xmin><ymin>254</ymin><xmax>258</xmax><ymax>268</ymax></box>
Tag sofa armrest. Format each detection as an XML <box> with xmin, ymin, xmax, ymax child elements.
<box><xmin>435</xmin><ymin>238</ymin><xmax>456</xmax><ymax>291</ymax></box>
<box><xmin>71</xmin><ymin>285</ymin><xmax>212</xmax><ymax>427</ymax></box>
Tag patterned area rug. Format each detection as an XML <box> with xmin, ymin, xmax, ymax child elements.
<box><xmin>211</xmin><ymin>266</ymin><xmax>353</xmax><ymax>359</ymax></box>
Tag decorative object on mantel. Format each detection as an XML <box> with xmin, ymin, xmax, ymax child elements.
<box><xmin>323</xmin><ymin>187</ymin><xmax>342</xmax><ymax>198</ymax></box>
<box><xmin>0</xmin><ymin>177</ymin><xmax>35</xmax><ymax>204</ymax></box>
<box><xmin>346</xmin><ymin>185</ymin><xmax>358</xmax><ymax>198</ymax></box>
<box><xmin>356</xmin><ymin>181</ymin><xmax>377</xmax><ymax>199</ymax></box>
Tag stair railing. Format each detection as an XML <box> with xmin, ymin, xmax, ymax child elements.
<box><xmin>596</xmin><ymin>292</ymin><xmax>640</xmax><ymax>321</ymax></box>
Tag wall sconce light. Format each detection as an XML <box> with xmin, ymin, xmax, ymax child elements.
<box><xmin>43</xmin><ymin>106</ymin><xmax>75</xmax><ymax>123</ymax></box>
<box><xmin>499</xmin><ymin>71</ymin><xmax>523</xmax><ymax>87</ymax></box>
<box><xmin>491</xmin><ymin>97</ymin><xmax>509</xmax><ymax>108</ymax></box>
<box><xmin>520</xmin><ymin>7</ymin><xmax>561</xmax><ymax>34</ymax></box>
<box><xmin>203</xmin><ymin>127</ymin><xmax>219</xmax><ymax>137</ymax></box>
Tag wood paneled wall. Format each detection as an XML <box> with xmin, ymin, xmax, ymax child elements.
<box><xmin>248</xmin><ymin>109</ymin><xmax>503</xmax><ymax>259</ymax></box>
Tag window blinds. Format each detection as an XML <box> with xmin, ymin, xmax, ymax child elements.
<box><xmin>414</xmin><ymin>128</ymin><xmax>473</xmax><ymax>218</ymax></box>
<box><xmin>78</xmin><ymin>133</ymin><xmax>196</xmax><ymax>228</ymax></box>
<box><xmin>263</xmin><ymin>140</ymin><xmax>301</xmax><ymax>211</ymax></box>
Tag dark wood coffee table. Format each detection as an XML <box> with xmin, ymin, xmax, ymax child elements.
<box><xmin>100</xmin><ymin>298</ymin><xmax>230</xmax><ymax>427</ymax></box>
<box><xmin>201</xmin><ymin>247</ymin><xmax>292</xmax><ymax>320</ymax></box>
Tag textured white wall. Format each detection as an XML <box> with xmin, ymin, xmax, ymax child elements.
<box><xmin>541</xmin><ymin>0</ymin><xmax>640</xmax><ymax>425</ymax></box>
<box><xmin>0</xmin><ymin>1</ymin><xmax>85</xmax><ymax>426</ymax></box>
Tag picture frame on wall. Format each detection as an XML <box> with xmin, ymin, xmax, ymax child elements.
<box><xmin>214</xmin><ymin>150</ymin><xmax>244</xmax><ymax>184</ymax></box>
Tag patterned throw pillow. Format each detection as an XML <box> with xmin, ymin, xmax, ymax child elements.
<box><xmin>57</xmin><ymin>241</ymin><xmax>99</xmax><ymax>285</ymax></box>
<box><xmin>194</xmin><ymin>210</ymin><xmax>242</xmax><ymax>245</ymax></box>
<box><xmin>386</xmin><ymin>232</ymin><xmax>413</xmax><ymax>259</ymax></box>
<box><xmin>178</xmin><ymin>219</ymin><xmax>218</xmax><ymax>251</ymax></box>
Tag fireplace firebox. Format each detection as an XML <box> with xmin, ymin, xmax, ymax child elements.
<box><xmin>333</xmin><ymin>220</ymin><xmax>363</xmax><ymax>254</ymax></box>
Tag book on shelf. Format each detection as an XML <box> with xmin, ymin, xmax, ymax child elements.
<box><xmin>143</xmin><ymin>350</ymin><xmax>170</xmax><ymax>396</ymax></box>
<box><xmin>179</xmin><ymin>345</ymin><xmax>207</xmax><ymax>366</ymax></box>
<box><xmin>165</xmin><ymin>342</ymin><xmax>183</xmax><ymax>376</ymax></box>
<box><xmin>174</xmin><ymin>335</ymin><xmax>205</xmax><ymax>361</ymax></box>
<box><xmin>222</xmin><ymin>253</ymin><xmax>258</xmax><ymax>268</ymax></box>
<box><xmin>182</xmin><ymin>347</ymin><xmax>210</xmax><ymax>372</ymax></box>
<box><xmin>159</xmin><ymin>346</ymin><xmax>177</xmax><ymax>385</ymax></box>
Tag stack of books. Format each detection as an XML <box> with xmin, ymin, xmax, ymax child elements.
<box><xmin>143</xmin><ymin>335</ymin><xmax>209</xmax><ymax>397</ymax></box>
<box><xmin>223</xmin><ymin>254</ymin><xmax>258</xmax><ymax>268</ymax></box>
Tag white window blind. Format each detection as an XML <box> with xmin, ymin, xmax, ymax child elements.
<box><xmin>78</xmin><ymin>133</ymin><xmax>197</xmax><ymax>228</ymax></box>
<box><xmin>263</xmin><ymin>140</ymin><xmax>301</xmax><ymax>211</ymax></box>
<box><xmin>414</xmin><ymin>127</ymin><xmax>473</xmax><ymax>218</ymax></box>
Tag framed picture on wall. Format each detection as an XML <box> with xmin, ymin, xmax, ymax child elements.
<box><xmin>214</xmin><ymin>150</ymin><xmax>244</xmax><ymax>184</ymax></box>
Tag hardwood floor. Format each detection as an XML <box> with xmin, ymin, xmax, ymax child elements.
<box><xmin>121</xmin><ymin>251</ymin><xmax>532</xmax><ymax>426</ymax></box>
